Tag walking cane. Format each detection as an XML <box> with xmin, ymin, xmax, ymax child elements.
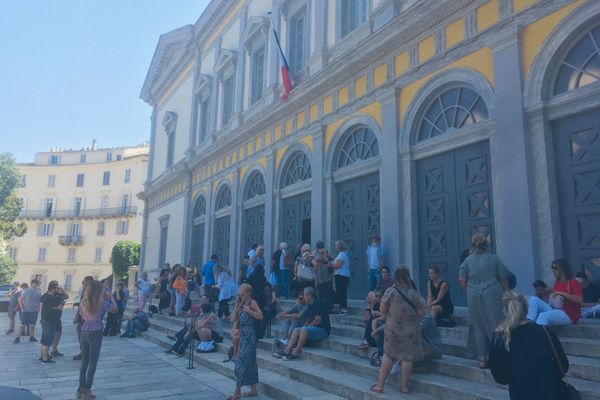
<box><xmin>187</xmin><ymin>313</ymin><xmax>196</xmax><ymax>370</ymax></box>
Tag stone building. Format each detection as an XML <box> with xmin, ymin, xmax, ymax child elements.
<box><xmin>9</xmin><ymin>146</ymin><xmax>148</xmax><ymax>294</ymax></box>
<box><xmin>139</xmin><ymin>0</ymin><xmax>600</xmax><ymax>304</ymax></box>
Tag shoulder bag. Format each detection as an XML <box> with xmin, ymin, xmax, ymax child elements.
<box><xmin>393</xmin><ymin>287</ymin><xmax>419</xmax><ymax>316</ymax></box>
<box><xmin>542</xmin><ymin>326</ymin><xmax>582</xmax><ymax>400</ymax></box>
<box><xmin>296</xmin><ymin>258</ymin><xmax>315</xmax><ymax>282</ymax></box>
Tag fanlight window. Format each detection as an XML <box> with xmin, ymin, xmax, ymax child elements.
<box><xmin>335</xmin><ymin>127</ymin><xmax>379</xmax><ymax>170</ymax></box>
<box><xmin>554</xmin><ymin>26</ymin><xmax>600</xmax><ymax>95</ymax></box>
<box><xmin>244</xmin><ymin>172</ymin><xmax>265</xmax><ymax>201</ymax></box>
<box><xmin>281</xmin><ymin>151</ymin><xmax>312</xmax><ymax>188</ymax></box>
<box><xmin>418</xmin><ymin>86</ymin><xmax>489</xmax><ymax>142</ymax></box>
<box><xmin>215</xmin><ymin>185</ymin><xmax>232</xmax><ymax>211</ymax></box>
<box><xmin>192</xmin><ymin>196</ymin><xmax>206</xmax><ymax>218</ymax></box>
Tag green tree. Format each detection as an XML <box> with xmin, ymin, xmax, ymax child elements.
<box><xmin>0</xmin><ymin>153</ymin><xmax>26</xmax><ymax>283</ymax></box>
<box><xmin>111</xmin><ymin>240</ymin><xmax>141</xmax><ymax>281</ymax></box>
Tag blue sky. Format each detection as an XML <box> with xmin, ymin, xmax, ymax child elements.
<box><xmin>0</xmin><ymin>1</ymin><xmax>210</xmax><ymax>162</ymax></box>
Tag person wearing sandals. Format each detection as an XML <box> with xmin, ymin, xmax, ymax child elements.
<box><xmin>359</xmin><ymin>289</ymin><xmax>383</xmax><ymax>349</ymax></box>
<box><xmin>490</xmin><ymin>291</ymin><xmax>570</xmax><ymax>400</ymax></box>
<box><xmin>77</xmin><ymin>280</ymin><xmax>118</xmax><ymax>400</ymax></box>
<box><xmin>332</xmin><ymin>240</ymin><xmax>351</xmax><ymax>315</ymax></box>
<box><xmin>370</xmin><ymin>267</ymin><xmax>426</xmax><ymax>395</ymax></box>
<box><xmin>228</xmin><ymin>283</ymin><xmax>263</xmax><ymax>400</ymax></box>
<box><xmin>458</xmin><ymin>233</ymin><xmax>509</xmax><ymax>369</ymax></box>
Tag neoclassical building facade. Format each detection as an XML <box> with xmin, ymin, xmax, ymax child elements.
<box><xmin>140</xmin><ymin>0</ymin><xmax>600</xmax><ymax>303</ymax></box>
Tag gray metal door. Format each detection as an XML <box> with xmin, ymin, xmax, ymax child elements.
<box><xmin>553</xmin><ymin>108</ymin><xmax>600</xmax><ymax>276</ymax></box>
<box><xmin>336</xmin><ymin>173</ymin><xmax>380</xmax><ymax>299</ymax></box>
<box><xmin>190</xmin><ymin>223</ymin><xmax>204</xmax><ymax>270</ymax></box>
<box><xmin>241</xmin><ymin>205</ymin><xmax>265</xmax><ymax>254</ymax></box>
<box><xmin>281</xmin><ymin>192</ymin><xmax>311</xmax><ymax>255</ymax></box>
<box><xmin>213</xmin><ymin>215</ymin><xmax>231</xmax><ymax>265</ymax></box>
<box><xmin>417</xmin><ymin>141</ymin><xmax>494</xmax><ymax>306</ymax></box>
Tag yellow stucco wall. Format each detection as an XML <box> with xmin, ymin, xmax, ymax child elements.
<box><xmin>419</xmin><ymin>35</ymin><xmax>435</xmax><ymax>63</ymax></box>
<box><xmin>324</xmin><ymin>102</ymin><xmax>382</xmax><ymax>152</ymax></box>
<box><xmin>446</xmin><ymin>19</ymin><xmax>465</xmax><ymax>49</ymax></box>
<box><xmin>373</xmin><ymin>64</ymin><xmax>387</xmax><ymax>87</ymax></box>
<box><xmin>477</xmin><ymin>0</ymin><xmax>499</xmax><ymax>32</ymax></box>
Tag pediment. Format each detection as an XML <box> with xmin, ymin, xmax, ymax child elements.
<box><xmin>215</xmin><ymin>49</ymin><xmax>238</xmax><ymax>73</ymax></box>
<box><xmin>194</xmin><ymin>73</ymin><xmax>213</xmax><ymax>94</ymax></box>
<box><xmin>241</xmin><ymin>16</ymin><xmax>270</xmax><ymax>49</ymax></box>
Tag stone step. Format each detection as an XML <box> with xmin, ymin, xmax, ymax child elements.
<box><xmin>139</xmin><ymin>327</ymin><xmax>346</xmax><ymax>400</ymax></box>
<box><xmin>140</xmin><ymin>307</ymin><xmax>600</xmax><ymax>384</ymax></box>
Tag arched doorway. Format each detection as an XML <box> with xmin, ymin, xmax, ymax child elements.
<box><xmin>190</xmin><ymin>194</ymin><xmax>206</xmax><ymax>270</ymax></box>
<box><xmin>413</xmin><ymin>85</ymin><xmax>493</xmax><ymax>306</ymax></box>
<box><xmin>279</xmin><ymin>150</ymin><xmax>312</xmax><ymax>255</ymax></box>
<box><xmin>332</xmin><ymin>125</ymin><xmax>381</xmax><ymax>299</ymax></box>
<box><xmin>241</xmin><ymin>170</ymin><xmax>266</xmax><ymax>255</ymax></box>
<box><xmin>213</xmin><ymin>184</ymin><xmax>232</xmax><ymax>265</ymax></box>
<box><xmin>550</xmin><ymin>24</ymin><xmax>600</xmax><ymax>278</ymax></box>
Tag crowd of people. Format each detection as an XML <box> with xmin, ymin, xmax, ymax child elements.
<box><xmin>4</xmin><ymin>230</ymin><xmax>600</xmax><ymax>399</ymax></box>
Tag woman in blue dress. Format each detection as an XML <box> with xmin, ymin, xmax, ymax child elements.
<box><xmin>228</xmin><ymin>283</ymin><xmax>263</xmax><ymax>400</ymax></box>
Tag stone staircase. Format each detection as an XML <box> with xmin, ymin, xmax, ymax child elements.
<box><xmin>128</xmin><ymin>296</ymin><xmax>600</xmax><ymax>400</ymax></box>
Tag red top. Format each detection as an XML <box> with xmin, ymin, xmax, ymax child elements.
<box><xmin>553</xmin><ymin>279</ymin><xmax>582</xmax><ymax>324</ymax></box>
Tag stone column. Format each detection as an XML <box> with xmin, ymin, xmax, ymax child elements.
<box><xmin>139</xmin><ymin>199</ymin><xmax>149</xmax><ymax>272</ymax></box>
<box><xmin>311</xmin><ymin>126</ymin><xmax>326</xmax><ymax>243</ymax></box>
<box><xmin>379</xmin><ymin>89</ymin><xmax>402</xmax><ymax>270</ymax></box>
<box><xmin>146</xmin><ymin>108</ymin><xmax>157</xmax><ymax>185</ymax></box>
<box><xmin>187</xmin><ymin>48</ymin><xmax>202</xmax><ymax>155</ymax></box>
<box><xmin>203</xmin><ymin>182</ymin><xmax>214</xmax><ymax>264</ymax></box>
<box><xmin>228</xmin><ymin>171</ymin><xmax>241</xmax><ymax>272</ymax></box>
<box><xmin>180</xmin><ymin>166</ymin><xmax>194</xmax><ymax>264</ymax></box>
<box><xmin>489</xmin><ymin>28</ymin><xmax>536</xmax><ymax>293</ymax></box>
<box><xmin>263</xmin><ymin>153</ymin><xmax>276</xmax><ymax>267</ymax></box>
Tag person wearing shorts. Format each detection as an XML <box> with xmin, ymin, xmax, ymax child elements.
<box><xmin>6</xmin><ymin>282</ymin><xmax>21</xmax><ymax>334</ymax></box>
<box><xmin>276</xmin><ymin>287</ymin><xmax>330</xmax><ymax>360</ymax></box>
<box><xmin>15</xmin><ymin>279</ymin><xmax>42</xmax><ymax>344</ymax></box>
<box><xmin>40</xmin><ymin>281</ymin><xmax>63</xmax><ymax>364</ymax></box>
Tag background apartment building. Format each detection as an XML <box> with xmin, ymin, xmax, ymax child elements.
<box><xmin>8</xmin><ymin>145</ymin><xmax>148</xmax><ymax>294</ymax></box>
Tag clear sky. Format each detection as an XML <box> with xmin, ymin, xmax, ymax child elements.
<box><xmin>0</xmin><ymin>1</ymin><xmax>210</xmax><ymax>162</ymax></box>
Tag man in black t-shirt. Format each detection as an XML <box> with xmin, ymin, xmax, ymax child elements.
<box><xmin>576</xmin><ymin>272</ymin><xmax>600</xmax><ymax>318</ymax></box>
<box><xmin>278</xmin><ymin>287</ymin><xmax>330</xmax><ymax>360</ymax></box>
<box><xmin>39</xmin><ymin>282</ymin><xmax>63</xmax><ymax>364</ymax></box>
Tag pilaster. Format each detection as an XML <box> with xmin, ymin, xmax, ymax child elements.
<box><xmin>203</xmin><ymin>182</ymin><xmax>214</xmax><ymax>265</ymax></box>
<box><xmin>146</xmin><ymin>108</ymin><xmax>157</xmax><ymax>187</ymax></box>
<box><xmin>208</xmin><ymin>40</ymin><xmax>222</xmax><ymax>143</ymax></box>
<box><xmin>265</xmin><ymin>3</ymin><xmax>280</xmax><ymax>105</ymax></box>
<box><xmin>228</xmin><ymin>171</ymin><xmax>241</xmax><ymax>273</ymax></box>
<box><xmin>180</xmin><ymin>166</ymin><xmax>194</xmax><ymax>264</ymax></box>
<box><xmin>234</xmin><ymin>7</ymin><xmax>248</xmax><ymax>121</ymax></box>
<box><xmin>311</xmin><ymin>126</ymin><xmax>326</xmax><ymax>243</ymax></box>
<box><xmin>263</xmin><ymin>153</ymin><xmax>276</xmax><ymax>272</ymax></box>
<box><xmin>490</xmin><ymin>30</ymin><xmax>536</xmax><ymax>293</ymax></box>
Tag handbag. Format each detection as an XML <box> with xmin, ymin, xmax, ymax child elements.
<box><xmin>548</xmin><ymin>281</ymin><xmax>570</xmax><ymax>309</ymax></box>
<box><xmin>296</xmin><ymin>259</ymin><xmax>315</xmax><ymax>281</ymax></box>
<box><xmin>542</xmin><ymin>326</ymin><xmax>582</xmax><ymax>400</ymax></box>
<box><xmin>268</xmin><ymin>272</ymin><xmax>278</xmax><ymax>286</ymax></box>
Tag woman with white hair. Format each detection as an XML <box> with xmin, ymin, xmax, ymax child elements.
<box><xmin>333</xmin><ymin>240</ymin><xmax>351</xmax><ymax>315</ymax></box>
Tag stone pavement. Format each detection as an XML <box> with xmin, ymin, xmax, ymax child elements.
<box><xmin>0</xmin><ymin>309</ymin><xmax>273</xmax><ymax>400</ymax></box>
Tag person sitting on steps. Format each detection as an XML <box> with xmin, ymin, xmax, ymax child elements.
<box><xmin>120</xmin><ymin>307</ymin><xmax>149</xmax><ymax>338</ymax></box>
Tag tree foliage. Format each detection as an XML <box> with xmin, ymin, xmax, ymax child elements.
<box><xmin>0</xmin><ymin>153</ymin><xmax>26</xmax><ymax>241</ymax></box>
<box><xmin>0</xmin><ymin>242</ymin><xmax>16</xmax><ymax>284</ymax></box>
<box><xmin>111</xmin><ymin>240</ymin><xmax>140</xmax><ymax>280</ymax></box>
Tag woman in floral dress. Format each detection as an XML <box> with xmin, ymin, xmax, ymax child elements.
<box><xmin>228</xmin><ymin>283</ymin><xmax>263</xmax><ymax>400</ymax></box>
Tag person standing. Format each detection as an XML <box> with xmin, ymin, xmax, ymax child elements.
<box><xmin>203</xmin><ymin>255</ymin><xmax>218</xmax><ymax>290</ymax></box>
<box><xmin>458</xmin><ymin>233</ymin><xmax>509</xmax><ymax>369</ymax></box>
<box><xmin>370</xmin><ymin>268</ymin><xmax>426</xmax><ymax>394</ymax></box>
<box><xmin>248</xmin><ymin>245</ymin><xmax>265</xmax><ymax>279</ymax></box>
<box><xmin>77</xmin><ymin>280</ymin><xmax>117</xmax><ymax>400</ymax></box>
<box><xmin>332</xmin><ymin>240</ymin><xmax>351</xmax><ymax>315</ymax></box>
<box><xmin>50</xmin><ymin>281</ymin><xmax>68</xmax><ymax>357</ymax></box>
<box><xmin>39</xmin><ymin>281</ymin><xmax>63</xmax><ymax>364</ymax></box>
<box><xmin>490</xmin><ymin>291</ymin><xmax>570</xmax><ymax>399</ymax></box>
<box><xmin>312</xmin><ymin>241</ymin><xmax>334</xmax><ymax>312</ymax></box>
<box><xmin>215</xmin><ymin>265</ymin><xmax>238</xmax><ymax>319</ymax></box>
<box><xmin>73</xmin><ymin>276</ymin><xmax>94</xmax><ymax>361</ymax></box>
<box><xmin>527</xmin><ymin>259</ymin><xmax>582</xmax><ymax>325</ymax></box>
<box><xmin>271</xmin><ymin>245</ymin><xmax>282</xmax><ymax>296</ymax></box>
<box><xmin>366</xmin><ymin>234</ymin><xmax>385</xmax><ymax>291</ymax></box>
<box><xmin>172</xmin><ymin>269</ymin><xmax>188</xmax><ymax>317</ymax></box>
<box><xmin>5</xmin><ymin>281</ymin><xmax>21</xmax><ymax>335</ymax></box>
<box><xmin>228</xmin><ymin>283</ymin><xmax>263</xmax><ymax>400</ymax></box>
<box><xmin>135</xmin><ymin>272</ymin><xmax>150</xmax><ymax>311</ymax></box>
<box><xmin>14</xmin><ymin>279</ymin><xmax>42</xmax><ymax>344</ymax></box>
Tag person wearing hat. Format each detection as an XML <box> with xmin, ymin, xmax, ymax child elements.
<box><xmin>6</xmin><ymin>281</ymin><xmax>21</xmax><ymax>335</ymax></box>
<box><xmin>366</xmin><ymin>234</ymin><xmax>385</xmax><ymax>291</ymax></box>
<box><xmin>39</xmin><ymin>281</ymin><xmax>63</xmax><ymax>363</ymax></box>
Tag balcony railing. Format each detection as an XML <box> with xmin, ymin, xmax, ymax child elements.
<box><xmin>59</xmin><ymin>235</ymin><xmax>84</xmax><ymax>246</ymax></box>
<box><xmin>19</xmin><ymin>206</ymin><xmax>138</xmax><ymax>220</ymax></box>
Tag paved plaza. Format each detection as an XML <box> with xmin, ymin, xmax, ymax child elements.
<box><xmin>0</xmin><ymin>309</ymin><xmax>272</xmax><ymax>400</ymax></box>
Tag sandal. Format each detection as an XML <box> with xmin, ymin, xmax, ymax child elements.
<box><xmin>241</xmin><ymin>392</ymin><xmax>258</xmax><ymax>397</ymax></box>
<box><xmin>358</xmin><ymin>340</ymin><xmax>370</xmax><ymax>349</ymax></box>
<box><xmin>370</xmin><ymin>384</ymin><xmax>384</xmax><ymax>394</ymax></box>
<box><xmin>226</xmin><ymin>396</ymin><xmax>240</xmax><ymax>400</ymax></box>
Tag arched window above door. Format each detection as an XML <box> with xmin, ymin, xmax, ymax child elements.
<box><xmin>417</xmin><ymin>86</ymin><xmax>489</xmax><ymax>142</ymax></box>
<box><xmin>192</xmin><ymin>195</ymin><xmax>206</xmax><ymax>218</ymax></box>
<box><xmin>244</xmin><ymin>171</ymin><xmax>265</xmax><ymax>201</ymax></box>
<box><xmin>335</xmin><ymin>126</ymin><xmax>379</xmax><ymax>170</ymax></box>
<box><xmin>554</xmin><ymin>25</ymin><xmax>600</xmax><ymax>95</ymax></box>
<box><xmin>281</xmin><ymin>151</ymin><xmax>312</xmax><ymax>188</ymax></box>
<box><xmin>215</xmin><ymin>185</ymin><xmax>232</xmax><ymax>211</ymax></box>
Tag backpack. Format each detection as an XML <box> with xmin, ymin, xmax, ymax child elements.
<box><xmin>196</xmin><ymin>340</ymin><xmax>216</xmax><ymax>353</ymax></box>
<box><xmin>148</xmin><ymin>305</ymin><xmax>159</xmax><ymax>316</ymax></box>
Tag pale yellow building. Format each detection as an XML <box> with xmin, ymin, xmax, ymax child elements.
<box><xmin>9</xmin><ymin>145</ymin><xmax>149</xmax><ymax>294</ymax></box>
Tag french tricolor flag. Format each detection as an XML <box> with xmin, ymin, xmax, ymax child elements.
<box><xmin>269</xmin><ymin>15</ymin><xmax>293</xmax><ymax>101</ymax></box>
